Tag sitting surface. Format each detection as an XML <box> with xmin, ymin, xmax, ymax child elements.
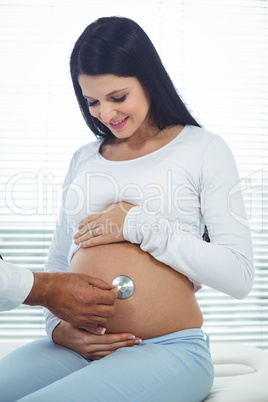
<box><xmin>204</xmin><ymin>342</ymin><xmax>268</xmax><ymax>402</ymax></box>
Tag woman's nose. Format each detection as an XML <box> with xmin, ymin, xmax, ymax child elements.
<box><xmin>99</xmin><ymin>103</ymin><xmax>116</xmax><ymax>123</ymax></box>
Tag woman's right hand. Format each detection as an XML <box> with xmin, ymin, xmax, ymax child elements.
<box><xmin>52</xmin><ymin>321</ymin><xmax>142</xmax><ymax>360</ymax></box>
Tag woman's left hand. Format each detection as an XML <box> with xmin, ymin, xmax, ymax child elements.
<box><xmin>73</xmin><ymin>201</ymin><xmax>134</xmax><ymax>247</ymax></box>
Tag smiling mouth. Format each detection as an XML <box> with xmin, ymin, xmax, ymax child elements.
<box><xmin>108</xmin><ymin>116</ymin><xmax>129</xmax><ymax>130</ymax></box>
<box><xmin>109</xmin><ymin>117</ymin><xmax>128</xmax><ymax>126</ymax></box>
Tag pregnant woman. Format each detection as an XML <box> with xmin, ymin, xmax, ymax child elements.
<box><xmin>0</xmin><ymin>17</ymin><xmax>254</xmax><ymax>402</ymax></box>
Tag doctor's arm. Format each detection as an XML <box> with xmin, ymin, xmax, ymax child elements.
<box><xmin>0</xmin><ymin>257</ymin><xmax>118</xmax><ymax>334</ymax></box>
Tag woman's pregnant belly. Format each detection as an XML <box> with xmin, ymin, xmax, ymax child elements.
<box><xmin>69</xmin><ymin>242</ymin><xmax>203</xmax><ymax>339</ymax></box>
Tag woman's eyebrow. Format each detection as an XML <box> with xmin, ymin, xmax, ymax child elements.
<box><xmin>84</xmin><ymin>87</ymin><xmax>129</xmax><ymax>100</ymax></box>
<box><xmin>106</xmin><ymin>87</ymin><xmax>129</xmax><ymax>96</ymax></box>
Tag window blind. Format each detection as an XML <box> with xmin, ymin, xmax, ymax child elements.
<box><xmin>0</xmin><ymin>0</ymin><xmax>267</xmax><ymax>350</ymax></box>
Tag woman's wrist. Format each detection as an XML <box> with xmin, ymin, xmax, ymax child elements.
<box><xmin>52</xmin><ymin>320</ymin><xmax>66</xmax><ymax>344</ymax></box>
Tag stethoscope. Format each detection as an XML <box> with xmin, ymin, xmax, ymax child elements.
<box><xmin>111</xmin><ymin>275</ymin><xmax>134</xmax><ymax>299</ymax></box>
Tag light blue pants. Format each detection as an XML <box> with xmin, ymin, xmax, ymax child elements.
<box><xmin>0</xmin><ymin>328</ymin><xmax>214</xmax><ymax>402</ymax></box>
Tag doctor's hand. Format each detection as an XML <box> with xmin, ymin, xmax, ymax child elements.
<box><xmin>73</xmin><ymin>201</ymin><xmax>135</xmax><ymax>248</ymax></box>
<box><xmin>24</xmin><ymin>272</ymin><xmax>120</xmax><ymax>335</ymax></box>
<box><xmin>52</xmin><ymin>321</ymin><xmax>142</xmax><ymax>360</ymax></box>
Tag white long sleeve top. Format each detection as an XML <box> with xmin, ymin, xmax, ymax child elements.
<box><xmin>44</xmin><ymin>125</ymin><xmax>254</xmax><ymax>339</ymax></box>
<box><xmin>0</xmin><ymin>259</ymin><xmax>34</xmax><ymax>311</ymax></box>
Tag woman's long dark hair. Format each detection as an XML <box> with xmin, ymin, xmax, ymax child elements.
<box><xmin>70</xmin><ymin>16</ymin><xmax>201</xmax><ymax>139</ymax></box>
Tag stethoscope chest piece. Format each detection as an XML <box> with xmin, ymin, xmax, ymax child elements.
<box><xmin>111</xmin><ymin>275</ymin><xmax>134</xmax><ymax>299</ymax></box>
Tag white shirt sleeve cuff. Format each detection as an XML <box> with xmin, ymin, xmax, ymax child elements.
<box><xmin>0</xmin><ymin>260</ymin><xmax>34</xmax><ymax>311</ymax></box>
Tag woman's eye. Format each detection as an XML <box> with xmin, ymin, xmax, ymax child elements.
<box><xmin>113</xmin><ymin>95</ymin><xmax>127</xmax><ymax>103</ymax></box>
<box><xmin>84</xmin><ymin>98</ymin><xmax>98</xmax><ymax>107</ymax></box>
<box><xmin>87</xmin><ymin>100</ymin><xmax>98</xmax><ymax>107</ymax></box>
<box><xmin>84</xmin><ymin>95</ymin><xmax>126</xmax><ymax>108</ymax></box>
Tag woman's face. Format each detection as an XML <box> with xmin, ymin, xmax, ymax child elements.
<box><xmin>78</xmin><ymin>74</ymin><xmax>151</xmax><ymax>139</ymax></box>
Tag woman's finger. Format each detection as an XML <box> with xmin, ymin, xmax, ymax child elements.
<box><xmin>74</xmin><ymin>222</ymin><xmax>102</xmax><ymax>241</ymax></box>
<box><xmin>79</xmin><ymin>235</ymin><xmax>112</xmax><ymax>248</ymax></box>
<box><xmin>86</xmin><ymin>339</ymin><xmax>141</xmax><ymax>359</ymax></box>
<box><xmin>81</xmin><ymin>336</ymin><xmax>142</xmax><ymax>359</ymax></box>
<box><xmin>73</xmin><ymin>231</ymin><xmax>94</xmax><ymax>244</ymax></box>
<box><xmin>74</xmin><ymin>224</ymin><xmax>103</xmax><ymax>243</ymax></box>
<box><xmin>73</xmin><ymin>201</ymin><xmax>133</xmax><ymax>247</ymax></box>
<box><xmin>103</xmin><ymin>333</ymin><xmax>140</xmax><ymax>343</ymax></box>
<box><xmin>88</xmin><ymin>338</ymin><xmax>141</xmax><ymax>351</ymax></box>
<box><xmin>73</xmin><ymin>223</ymin><xmax>91</xmax><ymax>238</ymax></box>
<box><xmin>84</xmin><ymin>332</ymin><xmax>140</xmax><ymax>344</ymax></box>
